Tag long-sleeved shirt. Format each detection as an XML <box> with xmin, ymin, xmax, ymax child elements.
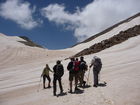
<box><xmin>90</xmin><ymin>56</ymin><xmax>102</xmax><ymax>70</ymax></box>
<box><xmin>41</xmin><ymin>66</ymin><xmax>53</xmax><ymax>76</ymax></box>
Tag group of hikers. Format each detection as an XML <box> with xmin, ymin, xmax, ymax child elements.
<box><xmin>41</xmin><ymin>56</ymin><xmax>102</xmax><ymax>96</ymax></box>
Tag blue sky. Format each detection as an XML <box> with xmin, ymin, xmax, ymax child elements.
<box><xmin>0</xmin><ymin>0</ymin><xmax>140</xmax><ymax>49</ymax></box>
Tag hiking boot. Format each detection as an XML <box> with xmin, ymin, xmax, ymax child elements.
<box><xmin>75</xmin><ymin>87</ymin><xmax>80</xmax><ymax>91</ymax></box>
<box><xmin>43</xmin><ymin>84</ymin><xmax>46</xmax><ymax>89</ymax></box>
<box><xmin>47</xmin><ymin>86</ymin><xmax>51</xmax><ymax>88</ymax></box>
<box><xmin>53</xmin><ymin>93</ymin><xmax>56</xmax><ymax>96</ymax></box>
<box><xmin>60</xmin><ymin>90</ymin><xmax>63</xmax><ymax>94</ymax></box>
<box><xmin>68</xmin><ymin>90</ymin><xmax>72</xmax><ymax>93</ymax></box>
<box><xmin>83</xmin><ymin>81</ymin><xmax>86</xmax><ymax>87</ymax></box>
<box><xmin>78</xmin><ymin>84</ymin><xmax>83</xmax><ymax>87</ymax></box>
<box><xmin>93</xmin><ymin>85</ymin><xmax>98</xmax><ymax>87</ymax></box>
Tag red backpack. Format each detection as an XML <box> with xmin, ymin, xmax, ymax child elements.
<box><xmin>74</xmin><ymin>61</ymin><xmax>80</xmax><ymax>71</ymax></box>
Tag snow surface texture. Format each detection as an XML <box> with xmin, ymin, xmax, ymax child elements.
<box><xmin>0</xmin><ymin>16</ymin><xmax>140</xmax><ymax>105</ymax></box>
<box><xmin>67</xmin><ymin>16</ymin><xmax>140</xmax><ymax>52</ymax></box>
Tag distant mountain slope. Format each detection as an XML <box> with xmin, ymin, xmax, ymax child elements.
<box><xmin>0</xmin><ymin>33</ymin><xmax>26</xmax><ymax>47</ymax></box>
<box><xmin>69</xmin><ymin>12</ymin><xmax>140</xmax><ymax>57</ymax></box>
<box><xmin>82</xmin><ymin>12</ymin><xmax>140</xmax><ymax>43</ymax></box>
<box><xmin>73</xmin><ymin>12</ymin><xmax>140</xmax><ymax>47</ymax></box>
<box><xmin>74</xmin><ymin>25</ymin><xmax>140</xmax><ymax>57</ymax></box>
<box><xmin>0</xmin><ymin>33</ymin><xmax>44</xmax><ymax>48</ymax></box>
<box><xmin>19</xmin><ymin>36</ymin><xmax>44</xmax><ymax>48</ymax></box>
<box><xmin>0</xmin><ymin>33</ymin><xmax>73</xmax><ymax>69</ymax></box>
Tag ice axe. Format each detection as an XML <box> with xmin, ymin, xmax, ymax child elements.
<box><xmin>37</xmin><ymin>76</ymin><xmax>42</xmax><ymax>92</ymax></box>
<box><xmin>86</xmin><ymin>67</ymin><xmax>91</xmax><ymax>85</ymax></box>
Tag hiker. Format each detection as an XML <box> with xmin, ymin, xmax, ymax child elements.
<box><xmin>74</xmin><ymin>58</ymin><xmax>81</xmax><ymax>88</ymax></box>
<box><xmin>41</xmin><ymin>64</ymin><xmax>53</xmax><ymax>89</ymax></box>
<box><xmin>67</xmin><ymin>58</ymin><xmax>80</xmax><ymax>93</ymax></box>
<box><xmin>90</xmin><ymin>56</ymin><xmax>102</xmax><ymax>87</ymax></box>
<box><xmin>79</xmin><ymin>56</ymin><xmax>88</xmax><ymax>87</ymax></box>
<box><xmin>53</xmin><ymin>60</ymin><xmax>64</xmax><ymax>96</ymax></box>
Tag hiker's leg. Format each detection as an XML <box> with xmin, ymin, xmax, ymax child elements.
<box><xmin>81</xmin><ymin>71</ymin><xmax>85</xmax><ymax>86</ymax></box>
<box><xmin>93</xmin><ymin>70</ymin><xmax>95</xmax><ymax>86</ymax></box>
<box><xmin>46</xmin><ymin>75</ymin><xmax>51</xmax><ymax>87</ymax></box>
<box><xmin>74</xmin><ymin>72</ymin><xmax>80</xmax><ymax>91</ymax></box>
<box><xmin>75</xmin><ymin>73</ymin><xmax>78</xmax><ymax>88</ymax></box>
<box><xmin>93</xmin><ymin>70</ymin><xmax>98</xmax><ymax>86</ymax></box>
<box><xmin>69</xmin><ymin>81</ymin><xmax>72</xmax><ymax>92</ymax></box>
<box><xmin>69</xmin><ymin>72</ymin><xmax>73</xmax><ymax>92</ymax></box>
<box><xmin>79</xmin><ymin>71</ymin><xmax>83</xmax><ymax>86</ymax></box>
<box><xmin>43</xmin><ymin>75</ymin><xmax>46</xmax><ymax>88</ymax></box>
<box><xmin>96</xmin><ymin>71</ymin><xmax>99</xmax><ymax>85</ymax></box>
<box><xmin>77</xmin><ymin>72</ymin><xmax>80</xmax><ymax>84</ymax></box>
<box><xmin>53</xmin><ymin>77</ymin><xmax>57</xmax><ymax>95</ymax></box>
<box><xmin>83</xmin><ymin>71</ymin><xmax>85</xmax><ymax>84</ymax></box>
<box><xmin>58</xmin><ymin>78</ymin><xmax>63</xmax><ymax>93</ymax></box>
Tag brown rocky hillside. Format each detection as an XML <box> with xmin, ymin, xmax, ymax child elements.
<box><xmin>74</xmin><ymin>25</ymin><xmax>140</xmax><ymax>57</ymax></box>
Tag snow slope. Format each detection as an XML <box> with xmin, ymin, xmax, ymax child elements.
<box><xmin>0</xmin><ymin>14</ymin><xmax>140</xmax><ymax>105</ymax></box>
<box><xmin>67</xmin><ymin>15</ymin><xmax>140</xmax><ymax>52</ymax></box>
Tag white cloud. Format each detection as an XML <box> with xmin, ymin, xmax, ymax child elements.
<box><xmin>41</xmin><ymin>0</ymin><xmax>140</xmax><ymax>41</ymax></box>
<box><xmin>0</xmin><ymin>0</ymin><xmax>39</xmax><ymax>29</ymax></box>
<box><xmin>41</xmin><ymin>4</ymin><xmax>81</xmax><ymax>29</ymax></box>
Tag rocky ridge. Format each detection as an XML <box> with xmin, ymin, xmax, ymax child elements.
<box><xmin>74</xmin><ymin>25</ymin><xmax>140</xmax><ymax>57</ymax></box>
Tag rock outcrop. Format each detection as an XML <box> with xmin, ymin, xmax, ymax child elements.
<box><xmin>19</xmin><ymin>36</ymin><xmax>44</xmax><ymax>48</ymax></box>
<box><xmin>74</xmin><ymin>25</ymin><xmax>140</xmax><ymax>57</ymax></box>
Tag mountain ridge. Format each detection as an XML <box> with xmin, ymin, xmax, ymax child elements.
<box><xmin>72</xmin><ymin>12</ymin><xmax>140</xmax><ymax>47</ymax></box>
<box><xmin>74</xmin><ymin>25</ymin><xmax>140</xmax><ymax>57</ymax></box>
<box><xmin>19</xmin><ymin>36</ymin><xmax>44</xmax><ymax>48</ymax></box>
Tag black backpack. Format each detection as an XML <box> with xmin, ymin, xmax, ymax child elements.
<box><xmin>55</xmin><ymin>64</ymin><xmax>64</xmax><ymax>77</ymax></box>
<box><xmin>80</xmin><ymin>61</ymin><xmax>88</xmax><ymax>71</ymax></box>
<box><xmin>94</xmin><ymin>57</ymin><xmax>102</xmax><ymax>72</ymax></box>
<box><xmin>67</xmin><ymin>61</ymin><xmax>74</xmax><ymax>71</ymax></box>
<box><xmin>95</xmin><ymin>57</ymin><xmax>102</xmax><ymax>67</ymax></box>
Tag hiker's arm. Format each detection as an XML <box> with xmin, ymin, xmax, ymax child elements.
<box><xmin>41</xmin><ymin>68</ymin><xmax>45</xmax><ymax>77</ymax></box>
<box><xmin>67</xmin><ymin>62</ymin><xmax>71</xmax><ymax>71</ymax></box>
<box><xmin>49</xmin><ymin>67</ymin><xmax>53</xmax><ymax>73</ymax></box>
<box><xmin>53</xmin><ymin>66</ymin><xmax>56</xmax><ymax>74</ymax></box>
<box><xmin>50</xmin><ymin>69</ymin><xmax>53</xmax><ymax>73</ymax></box>
<box><xmin>62</xmin><ymin>65</ymin><xmax>64</xmax><ymax>76</ymax></box>
<box><xmin>89</xmin><ymin>63</ymin><xmax>93</xmax><ymax>68</ymax></box>
<box><xmin>89</xmin><ymin>59</ymin><xmax>95</xmax><ymax>68</ymax></box>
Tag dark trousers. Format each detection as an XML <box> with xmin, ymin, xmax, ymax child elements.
<box><xmin>93</xmin><ymin>71</ymin><xmax>99</xmax><ymax>86</ymax></box>
<box><xmin>43</xmin><ymin>75</ymin><xmax>51</xmax><ymax>87</ymax></box>
<box><xmin>53</xmin><ymin>76</ymin><xmax>63</xmax><ymax>94</ymax></box>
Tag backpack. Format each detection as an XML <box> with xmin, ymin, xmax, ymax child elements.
<box><xmin>67</xmin><ymin>61</ymin><xmax>73</xmax><ymax>71</ymax></box>
<box><xmin>94</xmin><ymin>57</ymin><xmax>102</xmax><ymax>72</ymax></box>
<box><xmin>74</xmin><ymin>61</ymin><xmax>80</xmax><ymax>71</ymax></box>
<box><xmin>94</xmin><ymin>57</ymin><xmax>102</xmax><ymax>67</ymax></box>
<box><xmin>80</xmin><ymin>61</ymin><xmax>88</xmax><ymax>71</ymax></box>
<box><xmin>55</xmin><ymin>64</ymin><xmax>64</xmax><ymax>77</ymax></box>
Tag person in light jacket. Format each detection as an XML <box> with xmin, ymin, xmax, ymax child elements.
<box><xmin>41</xmin><ymin>64</ymin><xmax>53</xmax><ymax>89</ymax></box>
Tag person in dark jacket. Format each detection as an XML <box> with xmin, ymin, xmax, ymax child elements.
<box><xmin>79</xmin><ymin>56</ymin><xmax>87</xmax><ymax>87</ymax></box>
<box><xmin>53</xmin><ymin>60</ymin><xmax>64</xmax><ymax>96</ymax></box>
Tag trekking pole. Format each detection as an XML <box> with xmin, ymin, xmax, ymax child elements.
<box><xmin>37</xmin><ymin>76</ymin><xmax>42</xmax><ymax>92</ymax></box>
<box><xmin>99</xmin><ymin>73</ymin><xmax>100</xmax><ymax>82</ymax></box>
<box><xmin>87</xmin><ymin>67</ymin><xmax>91</xmax><ymax>85</ymax></box>
<box><xmin>84</xmin><ymin>74</ymin><xmax>88</xmax><ymax>80</ymax></box>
